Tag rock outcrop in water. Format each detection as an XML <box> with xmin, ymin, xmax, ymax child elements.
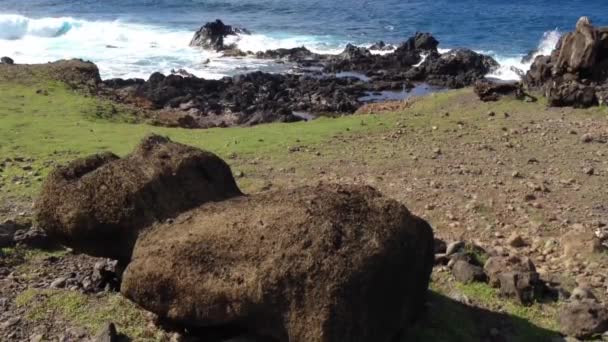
<box><xmin>121</xmin><ymin>183</ymin><xmax>435</xmax><ymax>342</ymax></box>
<box><xmin>525</xmin><ymin>17</ymin><xmax>608</xmax><ymax>107</ymax></box>
<box><xmin>35</xmin><ymin>135</ymin><xmax>242</xmax><ymax>261</ymax></box>
<box><xmin>190</xmin><ymin>19</ymin><xmax>251</xmax><ymax>51</ymax></box>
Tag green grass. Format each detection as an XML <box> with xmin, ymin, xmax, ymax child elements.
<box><xmin>0</xmin><ymin>81</ymin><xmax>396</xmax><ymax>199</ymax></box>
<box><xmin>455</xmin><ymin>282</ymin><xmax>560</xmax><ymax>340</ymax></box>
<box><xmin>15</xmin><ymin>289</ymin><xmax>164</xmax><ymax>340</ymax></box>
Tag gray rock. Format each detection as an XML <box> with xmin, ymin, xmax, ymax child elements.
<box><xmin>50</xmin><ymin>277</ymin><xmax>68</xmax><ymax>289</ymax></box>
<box><xmin>446</xmin><ymin>241</ymin><xmax>465</xmax><ymax>256</ymax></box>
<box><xmin>497</xmin><ymin>271</ymin><xmax>542</xmax><ymax>305</ymax></box>
<box><xmin>452</xmin><ymin>260</ymin><xmax>486</xmax><ymax>283</ymax></box>
<box><xmin>484</xmin><ymin>255</ymin><xmax>543</xmax><ymax>304</ymax></box>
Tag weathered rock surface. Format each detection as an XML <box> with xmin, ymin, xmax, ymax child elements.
<box><xmin>474</xmin><ymin>80</ymin><xmax>530</xmax><ymax>102</ymax></box>
<box><xmin>525</xmin><ymin>17</ymin><xmax>608</xmax><ymax>107</ymax></box>
<box><xmin>122</xmin><ymin>184</ymin><xmax>435</xmax><ymax>342</ymax></box>
<box><xmin>452</xmin><ymin>260</ymin><xmax>486</xmax><ymax>283</ymax></box>
<box><xmin>190</xmin><ymin>20</ymin><xmax>250</xmax><ymax>51</ymax></box>
<box><xmin>35</xmin><ymin>135</ymin><xmax>242</xmax><ymax>260</ymax></box>
<box><xmin>559</xmin><ymin>299</ymin><xmax>608</xmax><ymax>339</ymax></box>
<box><xmin>484</xmin><ymin>255</ymin><xmax>543</xmax><ymax>304</ymax></box>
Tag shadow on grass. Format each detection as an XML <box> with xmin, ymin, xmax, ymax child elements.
<box><xmin>402</xmin><ymin>291</ymin><xmax>561</xmax><ymax>342</ymax></box>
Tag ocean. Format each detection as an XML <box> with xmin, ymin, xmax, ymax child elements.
<box><xmin>0</xmin><ymin>0</ymin><xmax>606</xmax><ymax>80</ymax></box>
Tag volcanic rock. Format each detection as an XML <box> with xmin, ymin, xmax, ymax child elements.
<box><xmin>525</xmin><ymin>17</ymin><xmax>608</xmax><ymax>108</ymax></box>
<box><xmin>190</xmin><ymin>20</ymin><xmax>250</xmax><ymax>51</ymax></box>
<box><xmin>35</xmin><ymin>134</ymin><xmax>242</xmax><ymax>260</ymax></box>
<box><xmin>121</xmin><ymin>184</ymin><xmax>435</xmax><ymax>342</ymax></box>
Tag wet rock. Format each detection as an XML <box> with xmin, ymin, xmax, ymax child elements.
<box><xmin>411</xmin><ymin>49</ymin><xmax>499</xmax><ymax>88</ymax></box>
<box><xmin>0</xmin><ymin>57</ymin><xmax>14</xmax><ymax>65</ymax></box>
<box><xmin>122</xmin><ymin>184</ymin><xmax>435</xmax><ymax>342</ymax></box>
<box><xmin>35</xmin><ymin>135</ymin><xmax>243</xmax><ymax>261</ymax></box>
<box><xmin>190</xmin><ymin>20</ymin><xmax>250</xmax><ymax>51</ymax></box>
<box><xmin>559</xmin><ymin>299</ymin><xmax>608</xmax><ymax>339</ymax></box>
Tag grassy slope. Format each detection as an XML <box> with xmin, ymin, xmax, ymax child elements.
<box><xmin>2</xmin><ymin>71</ymin><xmax>608</xmax><ymax>340</ymax></box>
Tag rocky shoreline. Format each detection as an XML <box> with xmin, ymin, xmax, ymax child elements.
<box><xmin>2</xmin><ymin>20</ymin><xmax>502</xmax><ymax>129</ymax></box>
<box><xmin>2</xmin><ymin>17</ymin><xmax>608</xmax><ymax>129</ymax></box>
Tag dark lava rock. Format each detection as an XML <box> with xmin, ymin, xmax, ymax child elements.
<box><xmin>122</xmin><ymin>184</ymin><xmax>435</xmax><ymax>342</ymax></box>
<box><xmin>474</xmin><ymin>80</ymin><xmax>526</xmax><ymax>102</ymax></box>
<box><xmin>0</xmin><ymin>57</ymin><xmax>14</xmax><ymax>65</ymax></box>
<box><xmin>524</xmin><ymin>17</ymin><xmax>608</xmax><ymax>108</ymax></box>
<box><xmin>35</xmin><ymin>134</ymin><xmax>242</xmax><ymax>261</ymax></box>
<box><xmin>104</xmin><ymin>71</ymin><xmax>366</xmax><ymax>128</ymax></box>
<box><xmin>410</xmin><ymin>49</ymin><xmax>499</xmax><ymax>88</ymax></box>
<box><xmin>369</xmin><ymin>41</ymin><xmax>395</xmax><ymax>51</ymax></box>
<box><xmin>190</xmin><ymin>19</ymin><xmax>250</xmax><ymax>51</ymax></box>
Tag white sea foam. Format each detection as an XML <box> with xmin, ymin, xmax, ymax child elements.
<box><xmin>486</xmin><ymin>29</ymin><xmax>561</xmax><ymax>81</ymax></box>
<box><xmin>0</xmin><ymin>14</ymin><xmax>563</xmax><ymax>82</ymax></box>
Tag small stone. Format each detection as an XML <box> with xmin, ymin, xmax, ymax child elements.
<box><xmin>581</xmin><ymin>133</ymin><xmax>594</xmax><ymax>143</ymax></box>
<box><xmin>30</xmin><ymin>334</ymin><xmax>44</xmax><ymax>342</ymax></box>
<box><xmin>50</xmin><ymin>277</ymin><xmax>67</xmax><ymax>289</ymax></box>
<box><xmin>234</xmin><ymin>171</ymin><xmax>245</xmax><ymax>178</ymax></box>
<box><xmin>570</xmin><ymin>287</ymin><xmax>597</xmax><ymax>302</ymax></box>
<box><xmin>511</xmin><ymin>171</ymin><xmax>521</xmax><ymax>178</ymax></box>
<box><xmin>1</xmin><ymin>316</ymin><xmax>21</xmax><ymax>329</ymax></box>
<box><xmin>583</xmin><ymin>166</ymin><xmax>594</xmax><ymax>175</ymax></box>
<box><xmin>507</xmin><ymin>233</ymin><xmax>526</xmax><ymax>248</ymax></box>
<box><xmin>487</xmin><ymin>111</ymin><xmax>495</xmax><ymax>117</ymax></box>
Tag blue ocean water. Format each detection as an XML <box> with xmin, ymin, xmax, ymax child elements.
<box><xmin>1</xmin><ymin>0</ymin><xmax>606</xmax><ymax>79</ymax></box>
